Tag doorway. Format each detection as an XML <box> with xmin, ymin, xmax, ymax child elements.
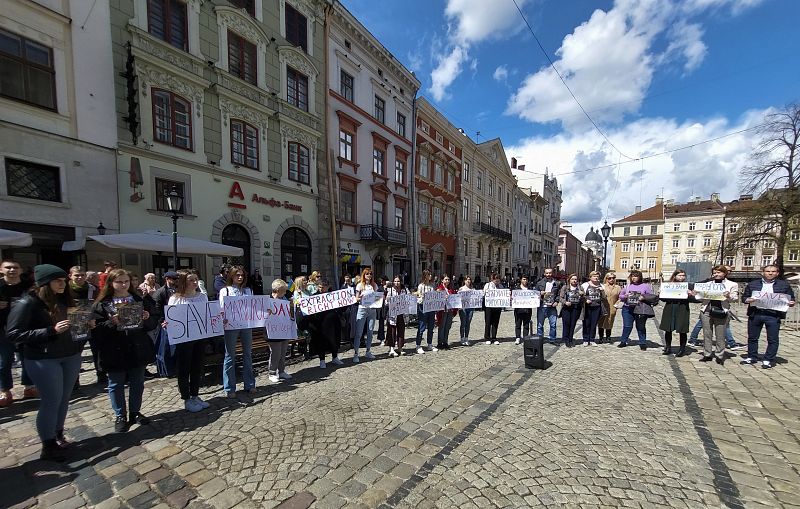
<box><xmin>222</xmin><ymin>224</ymin><xmax>251</xmax><ymax>273</ymax></box>
<box><xmin>281</xmin><ymin>227</ymin><xmax>311</xmax><ymax>280</ymax></box>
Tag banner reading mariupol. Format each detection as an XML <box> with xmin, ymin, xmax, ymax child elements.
<box><xmin>511</xmin><ymin>289</ymin><xmax>540</xmax><ymax>308</ymax></box>
<box><xmin>459</xmin><ymin>289</ymin><xmax>484</xmax><ymax>309</ymax></box>
<box><xmin>422</xmin><ymin>290</ymin><xmax>447</xmax><ymax>313</ymax></box>
<box><xmin>165</xmin><ymin>301</ymin><xmax>224</xmax><ymax>345</ymax></box>
<box><xmin>751</xmin><ymin>291</ymin><xmax>792</xmax><ymax>312</ymax></box>
<box><xmin>264</xmin><ymin>298</ymin><xmax>297</xmax><ymax>340</ymax></box>
<box><xmin>222</xmin><ymin>295</ymin><xmax>272</xmax><ymax>329</ymax></box>
<box><xmin>484</xmin><ymin>289</ymin><xmax>511</xmax><ymax>308</ymax></box>
<box><xmin>388</xmin><ymin>294</ymin><xmax>417</xmax><ymax>316</ymax></box>
<box><xmin>446</xmin><ymin>293</ymin><xmax>463</xmax><ymax>310</ymax></box>
<box><xmin>659</xmin><ymin>282</ymin><xmax>689</xmax><ymax>299</ymax></box>
<box><xmin>694</xmin><ymin>282</ymin><xmax>727</xmax><ymax>300</ymax></box>
<box><xmin>298</xmin><ymin>287</ymin><xmax>356</xmax><ymax>316</ymax></box>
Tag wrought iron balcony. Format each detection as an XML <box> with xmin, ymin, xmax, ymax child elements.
<box><xmin>360</xmin><ymin>224</ymin><xmax>407</xmax><ymax>245</ymax></box>
<box><xmin>472</xmin><ymin>222</ymin><xmax>513</xmax><ymax>242</ymax></box>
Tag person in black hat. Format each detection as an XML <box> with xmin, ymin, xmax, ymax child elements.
<box><xmin>5</xmin><ymin>264</ymin><xmax>92</xmax><ymax>461</ymax></box>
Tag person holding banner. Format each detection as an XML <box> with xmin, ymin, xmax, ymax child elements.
<box><xmin>697</xmin><ymin>265</ymin><xmax>738</xmax><ymax>364</ymax></box>
<box><xmin>535</xmin><ymin>268</ymin><xmax>562</xmax><ymax>344</ymax></box>
<box><xmin>741</xmin><ymin>264</ymin><xmax>796</xmax><ymax>369</ymax></box>
<box><xmin>268</xmin><ymin>279</ymin><xmax>294</xmax><ymax>381</ymax></box>
<box><xmin>435</xmin><ymin>275</ymin><xmax>458</xmax><ymax>350</ymax></box>
<box><xmin>92</xmin><ymin>269</ymin><xmax>157</xmax><ymax>433</ymax></box>
<box><xmin>415</xmin><ymin>270</ymin><xmax>437</xmax><ymax>354</ymax></box>
<box><xmin>168</xmin><ymin>271</ymin><xmax>210</xmax><ymax>412</ymax></box>
<box><xmin>513</xmin><ymin>275</ymin><xmax>534</xmax><ymax>345</ymax></box>
<box><xmin>352</xmin><ymin>268</ymin><xmax>378</xmax><ymax>363</ymax></box>
<box><xmin>458</xmin><ymin>276</ymin><xmax>476</xmax><ymax>346</ymax></box>
<box><xmin>306</xmin><ymin>280</ymin><xmax>345</xmax><ymax>368</ymax></box>
<box><xmin>385</xmin><ymin>276</ymin><xmax>408</xmax><ymax>357</ymax></box>
<box><xmin>598</xmin><ymin>272</ymin><xmax>620</xmax><ymax>342</ymax></box>
<box><xmin>658</xmin><ymin>269</ymin><xmax>695</xmax><ymax>357</ymax></box>
<box><xmin>219</xmin><ymin>268</ymin><xmax>256</xmax><ymax>398</ymax></box>
<box><xmin>558</xmin><ymin>274</ymin><xmax>583</xmax><ymax>348</ymax></box>
<box><xmin>580</xmin><ymin>271</ymin><xmax>607</xmax><ymax>346</ymax></box>
<box><xmin>483</xmin><ymin>273</ymin><xmax>503</xmax><ymax>345</ymax></box>
<box><xmin>618</xmin><ymin>270</ymin><xmax>656</xmax><ymax>350</ymax></box>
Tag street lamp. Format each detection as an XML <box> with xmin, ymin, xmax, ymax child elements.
<box><xmin>96</xmin><ymin>222</ymin><xmax>107</xmax><ymax>235</ymax></box>
<box><xmin>165</xmin><ymin>185</ymin><xmax>184</xmax><ymax>271</ymax></box>
<box><xmin>600</xmin><ymin>220</ymin><xmax>611</xmax><ymax>271</ymax></box>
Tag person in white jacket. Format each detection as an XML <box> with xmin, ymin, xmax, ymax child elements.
<box><xmin>697</xmin><ymin>265</ymin><xmax>739</xmax><ymax>365</ymax></box>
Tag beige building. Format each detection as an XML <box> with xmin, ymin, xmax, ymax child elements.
<box><xmin>611</xmin><ymin>198</ymin><xmax>665</xmax><ymax>282</ymax></box>
<box><xmin>662</xmin><ymin>194</ymin><xmax>724</xmax><ymax>277</ymax></box>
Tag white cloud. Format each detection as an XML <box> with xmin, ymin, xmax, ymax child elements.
<box><xmin>664</xmin><ymin>21</ymin><xmax>707</xmax><ymax>73</ymax></box>
<box><xmin>430</xmin><ymin>46</ymin><xmax>468</xmax><ymax>101</ymax></box>
<box><xmin>493</xmin><ymin>65</ymin><xmax>509</xmax><ymax>82</ymax></box>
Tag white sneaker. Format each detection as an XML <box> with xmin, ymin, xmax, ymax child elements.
<box><xmin>584</xmin><ymin>342</ymin><xmax>590</xmax><ymax>347</ymax></box>
<box><xmin>461</xmin><ymin>340</ymin><xmax>470</xmax><ymax>346</ymax></box>
<box><xmin>590</xmin><ymin>341</ymin><xmax>598</xmax><ymax>346</ymax></box>
<box><xmin>515</xmin><ymin>338</ymin><xmax>521</xmax><ymax>345</ymax></box>
<box><xmin>364</xmin><ymin>352</ymin><xmax>376</xmax><ymax>360</ymax></box>
<box><xmin>319</xmin><ymin>360</ymin><xmax>326</xmax><ymax>369</ymax></box>
<box><xmin>279</xmin><ymin>372</ymin><xmax>292</xmax><ymax>380</ymax></box>
<box><xmin>493</xmin><ymin>341</ymin><xmax>500</xmax><ymax>345</ymax></box>
<box><xmin>416</xmin><ymin>347</ymin><xmax>425</xmax><ymax>354</ymax></box>
<box><xmin>331</xmin><ymin>357</ymin><xmax>344</xmax><ymax>365</ymax></box>
<box><xmin>429</xmin><ymin>346</ymin><xmax>438</xmax><ymax>352</ymax></box>
<box><xmin>269</xmin><ymin>374</ymin><xmax>280</xmax><ymax>383</ymax></box>
<box><xmin>184</xmin><ymin>399</ymin><xmax>203</xmax><ymax>413</ymax></box>
<box><xmin>194</xmin><ymin>396</ymin><xmax>210</xmax><ymax>408</ymax></box>
<box><xmin>389</xmin><ymin>349</ymin><xmax>398</xmax><ymax>358</ymax></box>
<box><xmin>485</xmin><ymin>340</ymin><xmax>492</xmax><ymax>345</ymax></box>
<box><xmin>352</xmin><ymin>355</ymin><xmax>360</xmax><ymax>363</ymax></box>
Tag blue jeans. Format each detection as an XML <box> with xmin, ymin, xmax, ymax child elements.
<box><xmin>416</xmin><ymin>305</ymin><xmax>435</xmax><ymax>347</ymax></box>
<box><xmin>23</xmin><ymin>354</ymin><xmax>81</xmax><ymax>441</ymax></box>
<box><xmin>354</xmin><ymin>307</ymin><xmax>376</xmax><ymax>354</ymax></box>
<box><xmin>690</xmin><ymin>318</ymin><xmax>734</xmax><ymax>346</ymax></box>
<box><xmin>747</xmin><ymin>313</ymin><xmax>781</xmax><ymax>362</ymax></box>
<box><xmin>620</xmin><ymin>306</ymin><xmax>648</xmax><ymax>345</ymax></box>
<box><xmin>459</xmin><ymin>309</ymin><xmax>474</xmax><ymax>339</ymax></box>
<box><xmin>582</xmin><ymin>305</ymin><xmax>602</xmax><ymax>342</ymax></box>
<box><xmin>0</xmin><ymin>335</ymin><xmax>32</xmax><ymax>390</ymax></box>
<box><xmin>537</xmin><ymin>306</ymin><xmax>558</xmax><ymax>340</ymax></box>
<box><xmin>223</xmin><ymin>328</ymin><xmax>255</xmax><ymax>392</ymax></box>
<box><xmin>107</xmin><ymin>367</ymin><xmax>145</xmax><ymax>418</ymax></box>
<box><xmin>438</xmin><ymin>312</ymin><xmax>454</xmax><ymax>346</ymax></box>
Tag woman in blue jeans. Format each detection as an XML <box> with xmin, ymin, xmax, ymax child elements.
<box><xmin>618</xmin><ymin>270</ymin><xmax>655</xmax><ymax>350</ymax></box>
<box><xmin>93</xmin><ymin>269</ymin><xmax>157</xmax><ymax>433</ymax></box>
<box><xmin>219</xmin><ymin>267</ymin><xmax>255</xmax><ymax>397</ymax></box>
<box><xmin>458</xmin><ymin>276</ymin><xmax>475</xmax><ymax>346</ymax></box>
<box><xmin>415</xmin><ymin>270</ymin><xmax>437</xmax><ymax>354</ymax></box>
<box><xmin>352</xmin><ymin>268</ymin><xmax>378</xmax><ymax>362</ymax></box>
<box><xmin>6</xmin><ymin>265</ymin><xmax>89</xmax><ymax>461</ymax></box>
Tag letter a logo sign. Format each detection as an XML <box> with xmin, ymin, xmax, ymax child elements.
<box><xmin>229</xmin><ymin>181</ymin><xmax>245</xmax><ymax>200</ymax></box>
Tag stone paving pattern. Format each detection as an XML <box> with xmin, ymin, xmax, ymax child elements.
<box><xmin>1</xmin><ymin>302</ymin><xmax>799</xmax><ymax>508</ymax></box>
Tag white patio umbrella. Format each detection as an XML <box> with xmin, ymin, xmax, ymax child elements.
<box><xmin>0</xmin><ymin>228</ymin><xmax>33</xmax><ymax>247</ymax></box>
<box><xmin>87</xmin><ymin>230</ymin><xmax>243</xmax><ymax>256</ymax></box>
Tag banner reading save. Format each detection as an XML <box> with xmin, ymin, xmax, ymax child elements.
<box><xmin>165</xmin><ymin>301</ymin><xmax>224</xmax><ymax>345</ymax></box>
<box><xmin>298</xmin><ymin>287</ymin><xmax>356</xmax><ymax>315</ymax></box>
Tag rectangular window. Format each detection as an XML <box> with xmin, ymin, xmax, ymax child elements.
<box><xmin>284</xmin><ymin>3</ymin><xmax>308</xmax><ymax>52</ymax></box>
<box><xmin>743</xmin><ymin>255</ymin><xmax>753</xmax><ymax>267</ymax></box>
<box><xmin>671</xmin><ymin>255</ymin><xmax>678</xmax><ymax>265</ymax></box>
<box><xmin>230</xmin><ymin>119</ymin><xmax>258</xmax><ymax>169</ymax></box>
<box><xmin>671</xmin><ymin>238</ymin><xmax>679</xmax><ymax>248</ymax></box>
<box><xmin>447</xmin><ymin>171</ymin><xmax>454</xmax><ymax>192</ymax></box>
<box><xmin>650</xmin><ymin>225</ymin><xmax>658</xmax><ymax>235</ymax></box>
<box><xmin>0</xmin><ymin>28</ymin><xmax>56</xmax><ymax>110</ymax></box>
<box><xmin>395</xmin><ymin>160</ymin><xmax>405</xmax><ymax>184</ymax></box>
<box><xmin>475</xmin><ymin>204</ymin><xmax>481</xmax><ymax>223</ymax></box>
<box><xmin>789</xmin><ymin>250</ymin><xmax>799</xmax><ymax>262</ymax></box>
<box><xmin>372</xmin><ymin>200</ymin><xmax>384</xmax><ymax>226</ymax></box>
<box><xmin>688</xmin><ymin>221</ymin><xmax>696</xmax><ymax>231</ymax></box>
<box><xmin>636</xmin><ymin>226</ymin><xmax>644</xmax><ymax>236</ymax></box>
<box><xmin>447</xmin><ymin>210</ymin><xmax>454</xmax><ymax>231</ymax></box>
<box><xmin>762</xmin><ymin>255</ymin><xmax>773</xmax><ymax>266</ymax></box>
<box><xmin>463</xmin><ymin>162</ymin><xmax>470</xmax><ymax>182</ymax></box>
<box><xmin>635</xmin><ymin>242</ymin><xmax>643</xmax><ymax>252</ymax></box>
<box><xmin>5</xmin><ymin>158</ymin><xmax>61</xmax><ymax>202</ymax></box>
<box><xmin>488</xmin><ymin>178</ymin><xmax>494</xmax><ymax>197</ymax></box>
<box><xmin>287</xmin><ymin>67</ymin><xmax>308</xmax><ymax>111</ymax></box>
<box><xmin>792</xmin><ymin>231</ymin><xmax>800</xmax><ymax>241</ymax></box>
<box><xmin>419</xmin><ymin>202</ymin><xmax>429</xmax><ymax>225</ymax></box>
<box><xmin>621</xmin><ymin>243</ymin><xmax>630</xmax><ymax>252</ymax></box>
<box><xmin>288</xmin><ymin>142</ymin><xmax>310</xmax><ymax>184</ymax></box>
<box><xmin>433</xmin><ymin>206</ymin><xmax>442</xmax><ymax>228</ymax></box>
<box><xmin>621</xmin><ymin>259</ymin><xmax>629</xmax><ymax>269</ymax></box>
<box><xmin>372</xmin><ymin>148</ymin><xmax>385</xmax><ymax>175</ymax></box>
<box><xmin>476</xmin><ymin>171</ymin><xmax>482</xmax><ymax>190</ymax></box>
<box><xmin>394</xmin><ymin>206</ymin><xmax>404</xmax><ymax>229</ymax></box>
<box><xmin>634</xmin><ymin>259</ymin><xmax>642</xmax><ymax>269</ymax></box>
<box><xmin>374</xmin><ymin>95</ymin><xmax>385</xmax><ymax>124</ymax></box>
<box><xmin>487</xmin><ymin>209</ymin><xmax>492</xmax><ymax>224</ymax></box>
<box><xmin>463</xmin><ymin>239</ymin><xmax>469</xmax><ymax>258</ymax></box>
<box><xmin>744</xmin><ymin>240</ymin><xmax>756</xmax><ymax>249</ymax></box>
<box><xmin>147</xmin><ymin>0</ymin><xmax>188</xmax><ymax>51</ymax></box>
<box><xmin>648</xmin><ymin>241</ymin><xmax>657</xmax><ymax>251</ymax></box>
<box><xmin>338</xmin><ymin>129</ymin><xmax>353</xmax><ymax>160</ymax></box>
<box><xmin>673</xmin><ymin>223</ymin><xmax>680</xmax><ymax>232</ymax></box>
<box><xmin>418</xmin><ymin>155</ymin><xmax>429</xmax><ymax>179</ymax></box>
<box><xmin>462</xmin><ymin>198</ymin><xmax>469</xmax><ymax>221</ymax></box>
<box><xmin>764</xmin><ymin>239</ymin><xmax>775</xmax><ymax>248</ymax></box>
<box><xmin>155</xmin><ymin>178</ymin><xmax>185</xmax><ymax>213</ymax></box>
<box><xmin>704</xmin><ymin>221</ymin><xmax>713</xmax><ymax>230</ymax></box>
<box><xmin>728</xmin><ymin>223</ymin><xmax>738</xmax><ymax>234</ymax></box>
<box><xmin>228</xmin><ymin>31</ymin><xmax>257</xmax><ymax>85</ymax></box>
<box><xmin>702</xmin><ymin>237</ymin><xmax>711</xmax><ymax>247</ymax></box>
<box><xmin>687</xmin><ymin>238</ymin><xmax>695</xmax><ymax>248</ymax></box>
<box><xmin>434</xmin><ymin>163</ymin><xmax>443</xmax><ymax>185</ymax></box>
<box><xmin>339</xmin><ymin>189</ymin><xmax>354</xmax><ymax>222</ymax></box>
<box><xmin>725</xmin><ymin>256</ymin><xmax>735</xmax><ymax>266</ymax></box>
<box><xmin>435</xmin><ymin>132</ymin><xmax>443</xmax><ymax>144</ymax></box>
<box><xmin>230</xmin><ymin>0</ymin><xmax>256</xmax><ymax>16</ymax></box>
<box><xmin>153</xmin><ymin>88</ymin><xmax>192</xmax><ymax>149</ymax></box>
<box><xmin>396</xmin><ymin>112</ymin><xmax>406</xmax><ymax>137</ymax></box>
<box><xmin>420</xmin><ymin>120</ymin><xmax>429</xmax><ymax>134</ymax></box>
<box><xmin>340</xmin><ymin>70</ymin><xmax>354</xmax><ymax>101</ymax></box>
<box><xmin>623</xmin><ymin>227</ymin><xmax>630</xmax><ymax>236</ymax></box>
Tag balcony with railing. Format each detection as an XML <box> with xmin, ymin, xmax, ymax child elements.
<box><xmin>472</xmin><ymin>222</ymin><xmax>513</xmax><ymax>242</ymax></box>
<box><xmin>360</xmin><ymin>224</ymin><xmax>407</xmax><ymax>245</ymax></box>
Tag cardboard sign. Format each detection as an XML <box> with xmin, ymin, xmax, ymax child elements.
<box><xmin>422</xmin><ymin>290</ymin><xmax>447</xmax><ymax>313</ymax></box>
<box><xmin>115</xmin><ymin>301</ymin><xmax>143</xmax><ymax>331</ymax></box>
<box><xmin>264</xmin><ymin>298</ymin><xmax>297</xmax><ymax>339</ymax></box>
<box><xmin>222</xmin><ymin>295</ymin><xmax>272</xmax><ymax>329</ymax></box>
<box><xmin>694</xmin><ymin>282</ymin><xmax>727</xmax><ymax>300</ymax></box>
<box><xmin>585</xmin><ymin>286</ymin><xmax>602</xmax><ymax>306</ymax></box>
<box><xmin>512</xmin><ymin>289</ymin><xmax>540</xmax><ymax>308</ymax></box>
<box><xmin>68</xmin><ymin>306</ymin><xmax>93</xmax><ymax>341</ymax></box>
<box><xmin>484</xmin><ymin>289</ymin><xmax>511</xmax><ymax>308</ymax></box>
<box><xmin>446</xmin><ymin>293</ymin><xmax>463</xmax><ymax>310</ymax></box>
<box><xmin>751</xmin><ymin>291</ymin><xmax>792</xmax><ymax>312</ymax></box>
<box><xmin>388</xmin><ymin>293</ymin><xmax>417</xmax><ymax>317</ymax></box>
<box><xmin>660</xmin><ymin>282</ymin><xmax>689</xmax><ymax>299</ymax></box>
<box><xmin>541</xmin><ymin>291</ymin><xmax>557</xmax><ymax>306</ymax></box>
<box><xmin>165</xmin><ymin>301</ymin><xmax>224</xmax><ymax>345</ymax></box>
<box><xmin>459</xmin><ymin>289</ymin><xmax>484</xmax><ymax>309</ymax></box>
<box><xmin>624</xmin><ymin>291</ymin><xmax>641</xmax><ymax>306</ymax></box>
<box><xmin>298</xmin><ymin>287</ymin><xmax>356</xmax><ymax>316</ymax></box>
<box><xmin>361</xmin><ymin>291</ymin><xmax>384</xmax><ymax>309</ymax></box>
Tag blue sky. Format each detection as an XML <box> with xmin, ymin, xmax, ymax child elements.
<box><xmin>341</xmin><ymin>0</ymin><xmax>799</xmax><ymax>241</ymax></box>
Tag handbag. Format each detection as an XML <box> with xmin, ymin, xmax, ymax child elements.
<box><xmin>708</xmin><ymin>306</ymin><xmax>728</xmax><ymax>319</ymax></box>
<box><xmin>633</xmin><ymin>302</ymin><xmax>655</xmax><ymax>317</ymax></box>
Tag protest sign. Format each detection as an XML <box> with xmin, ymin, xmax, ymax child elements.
<box><xmin>751</xmin><ymin>291</ymin><xmax>792</xmax><ymax>313</ymax></box>
<box><xmin>459</xmin><ymin>289</ymin><xmax>484</xmax><ymax>309</ymax></box>
<box><xmin>264</xmin><ymin>298</ymin><xmax>297</xmax><ymax>339</ymax></box>
<box><xmin>361</xmin><ymin>291</ymin><xmax>384</xmax><ymax>309</ymax></box>
<box><xmin>165</xmin><ymin>301</ymin><xmax>224</xmax><ymax>345</ymax></box>
<box><xmin>624</xmin><ymin>291</ymin><xmax>641</xmax><ymax>306</ymax></box>
<box><xmin>694</xmin><ymin>282</ymin><xmax>727</xmax><ymax>300</ymax></box>
<box><xmin>585</xmin><ymin>286</ymin><xmax>603</xmax><ymax>305</ymax></box>
<box><xmin>446</xmin><ymin>293</ymin><xmax>463</xmax><ymax>310</ymax></box>
<box><xmin>68</xmin><ymin>306</ymin><xmax>93</xmax><ymax>341</ymax></box>
<box><xmin>222</xmin><ymin>295</ymin><xmax>272</xmax><ymax>329</ymax></box>
<box><xmin>422</xmin><ymin>290</ymin><xmax>447</xmax><ymax>313</ymax></box>
<box><xmin>298</xmin><ymin>287</ymin><xmax>356</xmax><ymax>316</ymax></box>
<box><xmin>660</xmin><ymin>282</ymin><xmax>689</xmax><ymax>299</ymax></box>
<box><xmin>566</xmin><ymin>289</ymin><xmax>582</xmax><ymax>305</ymax></box>
<box><xmin>388</xmin><ymin>294</ymin><xmax>417</xmax><ymax>316</ymax></box>
<box><xmin>484</xmin><ymin>289</ymin><xmax>511</xmax><ymax>308</ymax></box>
<box><xmin>541</xmin><ymin>290</ymin><xmax>557</xmax><ymax>306</ymax></box>
<box><xmin>512</xmin><ymin>289</ymin><xmax>540</xmax><ymax>308</ymax></box>
<box><xmin>115</xmin><ymin>301</ymin><xmax>143</xmax><ymax>331</ymax></box>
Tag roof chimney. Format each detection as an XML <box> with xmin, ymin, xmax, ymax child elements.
<box><xmin>740</xmin><ymin>194</ymin><xmax>753</xmax><ymax>201</ymax></box>
<box><xmin>655</xmin><ymin>196</ymin><xmax>663</xmax><ymax>205</ymax></box>
<box><xmin>634</xmin><ymin>206</ymin><xmax>642</xmax><ymax>213</ymax></box>
<box><xmin>694</xmin><ymin>196</ymin><xmax>702</xmax><ymax>204</ymax></box>
<box><xmin>665</xmin><ymin>199</ymin><xmax>675</xmax><ymax>206</ymax></box>
<box><xmin>711</xmin><ymin>193</ymin><xmax>720</xmax><ymax>202</ymax></box>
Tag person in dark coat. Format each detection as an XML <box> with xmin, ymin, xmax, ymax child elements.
<box><xmin>5</xmin><ymin>265</ymin><xmax>89</xmax><ymax>461</ymax></box>
<box><xmin>741</xmin><ymin>264</ymin><xmax>797</xmax><ymax>368</ymax></box>
<box><xmin>92</xmin><ymin>269</ymin><xmax>157</xmax><ymax>432</ymax></box>
<box><xmin>306</xmin><ymin>280</ymin><xmax>345</xmax><ymax>368</ymax></box>
<box><xmin>658</xmin><ymin>269</ymin><xmax>696</xmax><ymax>357</ymax></box>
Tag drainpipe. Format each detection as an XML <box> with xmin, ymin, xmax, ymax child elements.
<box><xmin>324</xmin><ymin>1</ymin><xmax>339</xmax><ymax>285</ymax></box>
<box><xmin>408</xmin><ymin>93</ymin><xmax>419</xmax><ymax>284</ymax></box>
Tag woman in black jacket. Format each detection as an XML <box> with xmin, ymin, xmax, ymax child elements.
<box><xmin>658</xmin><ymin>269</ymin><xmax>696</xmax><ymax>357</ymax></box>
<box><xmin>92</xmin><ymin>269</ymin><xmax>157</xmax><ymax>432</ymax></box>
<box><xmin>6</xmin><ymin>265</ymin><xmax>88</xmax><ymax>461</ymax></box>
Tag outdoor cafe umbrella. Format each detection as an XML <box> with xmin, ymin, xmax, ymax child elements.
<box><xmin>87</xmin><ymin>230</ymin><xmax>243</xmax><ymax>257</ymax></box>
<box><xmin>0</xmin><ymin>228</ymin><xmax>33</xmax><ymax>247</ymax></box>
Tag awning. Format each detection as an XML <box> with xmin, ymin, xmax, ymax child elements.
<box><xmin>340</xmin><ymin>254</ymin><xmax>362</xmax><ymax>264</ymax></box>
<box><xmin>87</xmin><ymin>230</ymin><xmax>243</xmax><ymax>256</ymax></box>
<box><xmin>0</xmin><ymin>228</ymin><xmax>33</xmax><ymax>247</ymax></box>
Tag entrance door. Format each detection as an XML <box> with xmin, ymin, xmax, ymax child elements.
<box><xmin>222</xmin><ymin>224</ymin><xmax>251</xmax><ymax>273</ymax></box>
<box><xmin>281</xmin><ymin>227</ymin><xmax>311</xmax><ymax>280</ymax></box>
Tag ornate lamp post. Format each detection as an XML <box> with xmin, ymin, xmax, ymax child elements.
<box><xmin>165</xmin><ymin>185</ymin><xmax>184</xmax><ymax>271</ymax></box>
<box><xmin>600</xmin><ymin>220</ymin><xmax>611</xmax><ymax>271</ymax></box>
<box><xmin>96</xmin><ymin>222</ymin><xmax>107</xmax><ymax>235</ymax></box>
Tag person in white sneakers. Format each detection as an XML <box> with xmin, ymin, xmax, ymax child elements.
<box><xmin>352</xmin><ymin>268</ymin><xmax>378</xmax><ymax>363</ymax></box>
<box><xmin>458</xmin><ymin>276</ymin><xmax>475</xmax><ymax>346</ymax></box>
<box><xmin>269</xmin><ymin>279</ymin><xmax>293</xmax><ymax>382</ymax></box>
<box><xmin>384</xmin><ymin>276</ymin><xmax>408</xmax><ymax>357</ymax></box>
<box><xmin>484</xmin><ymin>273</ymin><xmax>503</xmax><ymax>345</ymax></box>
<box><xmin>414</xmin><ymin>270</ymin><xmax>438</xmax><ymax>354</ymax></box>
<box><xmin>580</xmin><ymin>271</ymin><xmax>607</xmax><ymax>347</ymax></box>
<box><xmin>513</xmin><ymin>275</ymin><xmax>533</xmax><ymax>345</ymax></box>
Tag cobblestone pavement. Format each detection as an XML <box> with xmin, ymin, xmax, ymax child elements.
<box><xmin>1</xmin><ymin>304</ymin><xmax>799</xmax><ymax>508</ymax></box>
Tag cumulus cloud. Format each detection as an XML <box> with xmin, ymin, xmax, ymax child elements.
<box><xmin>664</xmin><ymin>21</ymin><xmax>707</xmax><ymax>73</ymax></box>
<box><xmin>493</xmin><ymin>65</ymin><xmax>509</xmax><ymax>82</ymax></box>
<box><xmin>430</xmin><ymin>46</ymin><xmax>468</xmax><ymax>101</ymax></box>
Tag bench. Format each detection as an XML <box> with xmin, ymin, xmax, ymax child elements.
<box><xmin>203</xmin><ymin>328</ymin><xmax>308</xmax><ymax>369</ymax></box>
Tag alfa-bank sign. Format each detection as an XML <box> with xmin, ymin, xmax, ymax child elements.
<box><xmin>226</xmin><ymin>181</ymin><xmax>303</xmax><ymax>212</ymax></box>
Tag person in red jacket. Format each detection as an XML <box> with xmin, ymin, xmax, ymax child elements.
<box><xmin>435</xmin><ymin>275</ymin><xmax>457</xmax><ymax>350</ymax></box>
<box><xmin>97</xmin><ymin>260</ymin><xmax>117</xmax><ymax>290</ymax></box>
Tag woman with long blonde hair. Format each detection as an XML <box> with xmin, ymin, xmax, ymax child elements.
<box><xmin>352</xmin><ymin>267</ymin><xmax>378</xmax><ymax>362</ymax></box>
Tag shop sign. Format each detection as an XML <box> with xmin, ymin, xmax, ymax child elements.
<box><xmin>228</xmin><ymin>181</ymin><xmax>303</xmax><ymax>212</ymax></box>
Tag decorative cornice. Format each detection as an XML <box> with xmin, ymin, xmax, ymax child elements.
<box><xmin>279</xmin><ymin>46</ymin><xmax>319</xmax><ymax>78</ymax></box>
<box><xmin>215</xmin><ymin>72</ymin><xmax>272</xmax><ymax>108</ymax></box>
<box><xmin>137</xmin><ymin>64</ymin><xmax>205</xmax><ymax>117</ymax></box>
<box><xmin>220</xmin><ymin>97</ymin><xmax>270</xmax><ymax>138</ymax></box>
<box><xmin>279</xmin><ymin>100</ymin><xmax>320</xmax><ymax>131</ymax></box>
<box><xmin>280</xmin><ymin>124</ymin><xmax>319</xmax><ymax>150</ymax></box>
<box><xmin>216</xmin><ymin>7</ymin><xmax>269</xmax><ymax>46</ymax></box>
<box><xmin>128</xmin><ymin>27</ymin><xmax>205</xmax><ymax>76</ymax></box>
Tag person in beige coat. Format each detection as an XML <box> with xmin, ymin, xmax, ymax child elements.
<box><xmin>598</xmin><ymin>272</ymin><xmax>621</xmax><ymax>342</ymax></box>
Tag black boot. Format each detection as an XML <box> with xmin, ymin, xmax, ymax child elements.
<box><xmin>662</xmin><ymin>340</ymin><xmax>672</xmax><ymax>355</ymax></box>
<box><xmin>40</xmin><ymin>439</ymin><xmax>66</xmax><ymax>462</ymax></box>
<box><xmin>676</xmin><ymin>338</ymin><xmax>687</xmax><ymax>357</ymax></box>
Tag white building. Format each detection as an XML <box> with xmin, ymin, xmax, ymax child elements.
<box><xmin>528</xmin><ymin>172</ymin><xmax>562</xmax><ymax>271</ymax></box>
<box><xmin>0</xmin><ymin>0</ymin><xmax>119</xmax><ymax>270</ymax></box>
<box><xmin>662</xmin><ymin>194</ymin><xmax>724</xmax><ymax>278</ymax></box>
<box><xmin>512</xmin><ymin>186</ymin><xmax>531</xmax><ymax>277</ymax></box>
